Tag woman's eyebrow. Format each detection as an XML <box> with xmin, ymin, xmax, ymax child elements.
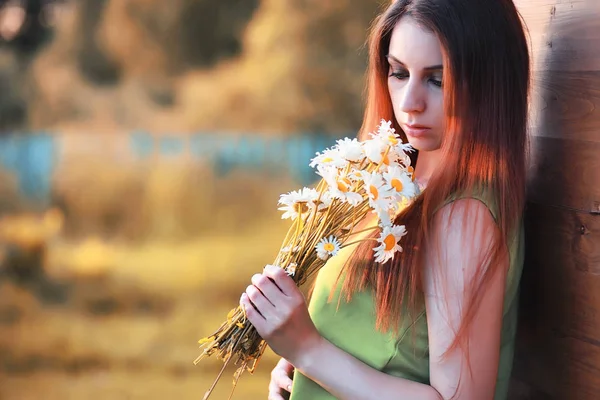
<box><xmin>386</xmin><ymin>54</ymin><xmax>443</xmax><ymax>71</ymax></box>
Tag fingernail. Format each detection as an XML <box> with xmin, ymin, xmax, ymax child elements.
<box><xmin>287</xmin><ymin>384</ymin><xmax>292</xmax><ymax>391</ymax></box>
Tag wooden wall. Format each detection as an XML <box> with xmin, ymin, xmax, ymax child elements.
<box><xmin>510</xmin><ymin>1</ymin><xmax>600</xmax><ymax>399</ymax></box>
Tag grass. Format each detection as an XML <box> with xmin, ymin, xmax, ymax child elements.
<box><xmin>0</xmin><ymin>163</ymin><xmax>309</xmax><ymax>399</ymax></box>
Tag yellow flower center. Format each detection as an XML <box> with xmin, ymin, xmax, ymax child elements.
<box><xmin>382</xmin><ymin>154</ymin><xmax>390</xmax><ymax>166</ymax></box>
<box><xmin>391</xmin><ymin>178</ymin><xmax>403</xmax><ymax>192</ymax></box>
<box><xmin>294</xmin><ymin>202</ymin><xmax>309</xmax><ymax>214</ymax></box>
<box><xmin>336</xmin><ymin>177</ymin><xmax>352</xmax><ymax>192</ymax></box>
<box><xmin>324</xmin><ymin>243</ymin><xmax>335</xmax><ymax>252</ymax></box>
<box><xmin>369</xmin><ymin>185</ymin><xmax>379</xmax><ymax>200</ymax></box>
<box><xmin>384</xmin><ymin>234</ymin><xmax>396</xmax><ymax>251</ymax></box>
<box><xmin>407</xmin><ymin>166</ymin><xmax>415</xmax><ymax>181</ymax></box>
<box><xmin>322</xmin><ymin>157</ymin><xmax>334</xmax><ymax>163</ymax></box>
<box><xmin>388</xmin><ymin>135</ymin><xmax>398</xmax><ymax>145</ymax></box>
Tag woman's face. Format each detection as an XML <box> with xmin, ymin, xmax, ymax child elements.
<box><xmin>387</xmin><ymin>16</ymin><xmax>445</xmax><ymax>152</ymax></box>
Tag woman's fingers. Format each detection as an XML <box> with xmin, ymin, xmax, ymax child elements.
<box><xmin>277</xmin><ymin>357</ymin><xmax>295</xmax><ymax>374</ymax></box>
<box><xmin>263</xmin><ymin>265</ymin><xmax>298</xmax><ymax>297</ymax></box>
<box><xmin>267</xmin><ymin>391</ymin><xmax>286</xmax><ymax>400</ymax></box>
<box><xmin>268</xmin><ymin>358</ymin><xmax>295</xmax><ymax>400</ymax></box>
<box><xmin>251</xmin><ymin>273</ymin><xmax>283</xmax><ymax>305</ymax></box>
<box><xmin>245</xmin><ymin>284</ymin><xmax>274</xmax><ymax>317</ymax></box>
<box><xmin>274</xmin><ymin>358</ymin><xmax>294</xmax><ymax>391</ymax></box>
<box><xmin>241</xmin><ymin>292</ymin><xmax>273</xmax><ymax>337</ymax></box>
<box><xmin>268</xmin><ymin>379</ymin><xmax>288</xmax><ymax>400</ymax></box>
<box><xmin>272</xmin><ymin>367</ymin><xmax>293</xmax><ymax>392</ymax></box>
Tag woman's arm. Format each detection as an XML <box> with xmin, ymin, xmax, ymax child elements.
<box><xmin>293</xmin><ymin>334</ymin><xmax>443</xmax><ymax>400</ymax></box>
<box><xmin>423</xmin><ymin>198</ymin><xmax>506</xmax><ymax>399</ymax></box>
<box><xmin>242</xmin><ymin>198</ymin><xmax>505</xmax><ymax>400</ymax></box>
<box><xmin>243</xmin><ymin>276</ymin><xmax>443</xmax><ymax>400</ymax></box>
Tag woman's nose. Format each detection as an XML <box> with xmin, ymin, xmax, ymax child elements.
<box><xmin>399</xmin><ymin>79</ymin><xmax>426</xmax><ymax>114</ymax></box>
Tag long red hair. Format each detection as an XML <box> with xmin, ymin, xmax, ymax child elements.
<box><xmin>339</xmin><ymin>0</ymin><xmax>530</xmax><ymax>358</ymax></box>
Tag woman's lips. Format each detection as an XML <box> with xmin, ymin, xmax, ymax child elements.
<box><xmin>402</xmin><ymin>124</ymin><xmax>431</xmax><ymax>138</ymax></box>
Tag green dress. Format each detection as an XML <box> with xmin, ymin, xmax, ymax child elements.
<box><xmin>289</xmin><ymin>192</ymin><xmax>524</xmax><ymax>400</ymax></box>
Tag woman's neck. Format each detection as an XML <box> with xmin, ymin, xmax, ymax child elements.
<box><xmin>413</xmin><ymin>150</ymin><xmax>442</xmax><ymax>189</ymax></box>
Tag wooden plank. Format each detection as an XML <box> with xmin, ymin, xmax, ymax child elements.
<box><xmin>508</xmin><ymin>376</ymin><xmax>554</xmax><ymax>400</ymax></box>
<box><xmin>513</xmin><ymin>203</ymin><xmax>600</xmax><ymax>399</ymax></box>
<box><xmin>521</xmin><ymin>204</ymin><xmax>600</xmax><ymax>334</ymax></box>
<box><xmin>514</xmin><ymin>0</ymin><xmax>600</xmax><ymax>72</ymax></box>
<box><xmin>527</xmin><ymin>136</ymin><xmax>600</xmax><ymax>212</ymax></box>
<box><xmin>512</xmin><ymin>1</ymin><xmax>600</xmax><ymax>398</ymax></box>
<box><xmin>512</xmin><ymin>335</ymin><xmax>600</xmax><ymax>400</ymax></box>
<box><xmin>529</xmin><ymin>71</ymin><xmax>600</xmax><ymax>143</ymax></box>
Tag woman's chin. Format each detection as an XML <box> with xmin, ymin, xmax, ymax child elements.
<box><xmin>405</xmin><ymin>138</ymin><xmax>440</xmax><ymax>153</ymax></box>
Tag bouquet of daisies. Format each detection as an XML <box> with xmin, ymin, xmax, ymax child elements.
<box><xmin>195</xmin><ymin>120</ymin><xmax>419</xmax><ymax>399</ymax></box>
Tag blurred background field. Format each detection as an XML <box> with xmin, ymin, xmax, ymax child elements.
<box><xmin>0</xmin><ymin>0</ymin><xmax>384</xmax><ymax>398</ymax></box>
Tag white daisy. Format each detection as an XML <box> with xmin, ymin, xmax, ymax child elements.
<box><xmin>373</xmin><ymin>119</ymin><xmax>401</xmax><ymax>146</ymax></box>
<box><xmin>373</xmin><ymin>224</ymin><xmax>407</xmax><ymax>263</ymax></box>
<box><xmin>389</xmin><ymin>196</ymin><xmax>413</xmax><ymax>221</ymax></box>
<box><xmin>377</xmin><ymin>119</ymin><xmax>395</xmax><ymax>135</ymax></box>
<box><xmin>281</xmin><ymin>245</ymin><xmax>300</xmax><ymax>253</ymax></box>
<box><xmin>315</xmin><ymin>235</ymin><xmax>342</xmax><ymax>260</ymax></box>
<box><xmin>285</xmin><ymin>263</ymin><xmax>298</xmax><ymax>276</ymax></box>
<box><xmin>383</xmin><ymin>166</ymin><xmax>417</xmax><ymax>200</ymax></box>
<box><xmin>278</xmin><ymin>188</ymin><xmax>319</xmax><ymax>220</ymax></box>
<box><xmin>394</xmin><ymin>140</ymin><xmax>416</xmax><ymax>155</ymax></box>
<box><xmin>362</xmin><ymin>136</ymin><xmax>388</xmax><ymax>165</ymax></box>
<box><xmin>316</xmin><ymin>249</ymin><xmax>329</xmax><ymax>261</ymax></box>
<box><xmin>363</xmin><ymin>141</ymin><xmax>406</xmax><ymax>171</ymax></box>
<box><xmin>373</xmin><ymin>203</ymin><xmax>397</xmax><ymax>227</ymax></box>
<box><xmin>347</xmin><ymin>168</ymin><xmax>364</xmax><ymax>182</ymax></box>
<box><xmin>308</xmin><ymin>190</ymin><xmax>333</xmax><ymax>213</ymax></box>
<box><xmin>361</xmin><ymin>171</ymin><xmax>394</xmax><ymax>211</ymax></box>
<box><xmin>386</xmin><ymin>144</ymin><xmax>413</xmax><ymax>168</ymax></box>
<box><xmin>336</xmin><ymin>138</ymin><xmax>365</xmax><ymax>163</ymax></box>
<box><xmin>373</xmin><ymin>120</ymin><xmax>414</xmax><ymax>156</ymax></box>
<box><xmin>317</xmin><ymin>165</ymin><xmax>363</xmax><ymax>206</ymax></box>
<box><xmin>309</xmin><ymin>147</ymin><xmax>347</xmax><ymax>169</ymax></box>
<box><xmin>399</xmin><ymin>156</ymin><xmax>415</xmax><ymax>178</ymax></box>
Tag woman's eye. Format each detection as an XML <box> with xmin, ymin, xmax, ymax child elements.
<box><xmin>389</xmin><ymin>70</ymin><xmax>409</xmax><ymax>80</ymax></box>
<box><xmin>429</xmin><ymin>77</ymin><xmax>443</xmax><ymax>88</ymax></box>
<box><xmin>389</xmin><ymin>69</ymin><xmax>443</xmax><ymax>88</ymax></box>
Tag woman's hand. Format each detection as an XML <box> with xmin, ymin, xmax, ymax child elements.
<box><xmin>268</xmin><ymin>358</ymin><xmax>295</xmax><ymax>400</ymax></box>
<box><xmin>240</xmin><ymin>264</ymin><xmax>323</xmax><ymax>366</ymax></box>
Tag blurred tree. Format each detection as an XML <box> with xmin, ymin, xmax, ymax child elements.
<box><xmin>0</xmin><ymin>51</ymin><xmax>26</xmax><ymax>131</ymax></box>
<box><xmin>74</xmin><ymin>0</ymin><xmax>121</xmax><ymax>85</ymax></box>
<box><xmin>0</xmin><ymin>0</ymin><xmax>63</xmax><ymax>131</ymax></box>
<box><xmin>24</xmin><ymin>0</ymin><xmax>386</xmax><ymax>134</ymax></box>
<box><xmin>0</xmin><ymin>0</ymin><xmax>57</xmax><ymax>59</ymax></box>
<box><xmin>177</xmin><ymin>0</ymin><xmax>384</xmax><ymax>134</ymax></box>
<box><xmin>97</xmin><ymin>0</ymin><xmax>260</xmax><ymax>77</ymax></box>
<box><xmin>176</xmin><ymin>0</ymin><xmax>260</xmax><ymax>69</ymax></box>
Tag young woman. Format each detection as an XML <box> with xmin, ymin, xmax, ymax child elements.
<box><xmin>240</xmin><ymin>0</ymin><xmax>529</xmax><ymax>399</ymax></box>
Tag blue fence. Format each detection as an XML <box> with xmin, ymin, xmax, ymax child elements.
<box><xmin>0</xmin><ymin>132</ymin><xmax>347</xmax><ymax>203</ymax></box>
<box><xmin>0</xmin><ymin>133</ymin><xmax>56</xmax><ymax>203</ymax></box>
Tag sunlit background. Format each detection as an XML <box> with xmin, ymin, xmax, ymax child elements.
<box><xmin>0</xmin><ymin>0</ymin><xmax>385</xmax><ymax>398</ymax></box>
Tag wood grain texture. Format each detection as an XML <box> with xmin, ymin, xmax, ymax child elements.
<box><xmin>511</xmin><ymin>1</ymin><xmax>600</xmax><ymax>399</ymax></box>
<box><xmin>529</xmin><ymin>71</ymin><xmax>600</xmax><ymax>143</ymax></box>
<box><xmin>527</xmin><ymin>136</ymin><xmax>600</xmax><ymax>212</ymax></box>
<box><xmin>514</xmin><ymin>0</ymin><xmax>600</xmax><ymax>72</ymax></box>
<box><xmin>513</xmin><ymin>204</ymin><xmax>600</xmax><ymax>400</ymax></box>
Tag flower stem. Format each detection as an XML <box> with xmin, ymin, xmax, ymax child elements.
<box><xmin>341</xmin><ymin>224</ymin><xmax>379</xmax><ymax>239</ymax></box>
<box><xmin>341</xmin><ymin>238</ymin><xmax>379</xmax><ymax>248</ymax></box>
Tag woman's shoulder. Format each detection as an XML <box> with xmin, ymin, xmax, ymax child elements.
<box><xmin>440</xmin><ymin>185</ymin><xmax>499</xmax><ymax>222</ymax></box>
